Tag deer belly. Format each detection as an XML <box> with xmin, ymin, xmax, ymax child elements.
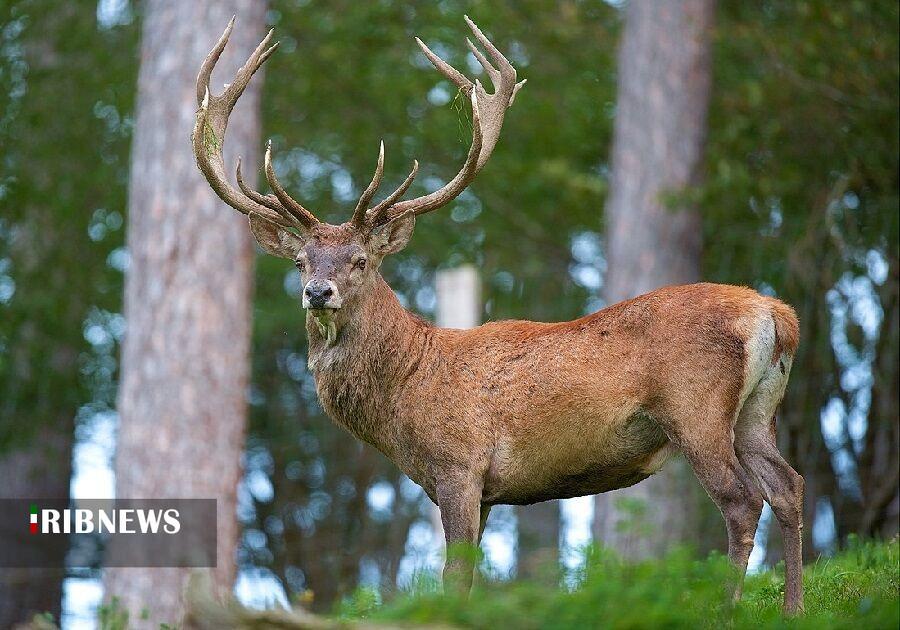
<box><xmin>482</xmin><ymin>411</ymin><xmax>673</xmax><ymax>505</ymax></box>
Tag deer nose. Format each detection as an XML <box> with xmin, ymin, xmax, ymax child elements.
<box><xmin>304</xmin><ymin>281</ymin><xmax>334</xmax><ymax>308</ymax></box>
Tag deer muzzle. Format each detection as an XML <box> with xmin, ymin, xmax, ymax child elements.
<box><xmin>303</xmin><ymin>279</ymin><xmax>342</xmax><ymax>310</ymax></box>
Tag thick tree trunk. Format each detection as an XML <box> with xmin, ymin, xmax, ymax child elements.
<box><xmin>517</xmin><ymin>501</ymin><xmax>560</xmax><ymax>580</ymax></box>
<box><xmin>104</xmin><ymin>1</ymin><xmax>264</xmax><ymax>626</ymax></box>
<box><xmin>0</xmin><ymin>426</ymin><xmax>72</xmax><ymax>627</ymax></box>
<box><xmin>593</xmin><ymin>0</ymin><xmax>716</xmax><ymax>558</ymax></box>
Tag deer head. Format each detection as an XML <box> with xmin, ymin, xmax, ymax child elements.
<box><xmin>192</xmin><ymin>16</ymin><xmax>524</xmax><ymax>342</ymax></box>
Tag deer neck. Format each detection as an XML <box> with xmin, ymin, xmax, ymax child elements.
<box><xmin>305</xmin><ymin>274</ymin><xmax>431</xmax><ymax>446</ymax></box>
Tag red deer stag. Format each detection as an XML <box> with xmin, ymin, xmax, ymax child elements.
<box><xmin>192</xmin><ymin>17</ymin><xmax>804</xmax><ymax>613</ymax></box>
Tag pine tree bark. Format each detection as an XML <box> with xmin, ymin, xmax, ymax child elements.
<box><xmin>517</xmin><ymin>501</ymin><xmax>560</xmax><ymax>580</ymax></box>
<box><xmin>0</xmin><ymin>426</ymin><xmax>71</xmax><ymax>627</ymax></box>
<box><xmin>592</xmin><ymin>0</ymin><xmax>717</xmax><ymax>558</ymax></box>
<box><xmin>104</xmin><ymin>1</ymin><xmax>264</xmax><ymax>626</ymax></box>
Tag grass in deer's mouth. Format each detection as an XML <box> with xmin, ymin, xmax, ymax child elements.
<box><xmin>309</xmin><ymin>310</ymin><xmax>339</xmax><ymax>345</ymax></box>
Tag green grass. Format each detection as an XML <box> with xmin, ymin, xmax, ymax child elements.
<box><xmin>30</xmin><ymin>538</ymin><xmax>893</xmax><ymax>629</ymax></box>
<box><xmin>339</xmin><ymin>538</ymin><xmax>899</xmax><ymax>629</ymax></box>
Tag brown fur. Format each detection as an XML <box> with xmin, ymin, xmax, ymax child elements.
<box><xmin>303</xmin><ymin>279</ymin><xmax>793</xmax><ymax>502</ymax></box>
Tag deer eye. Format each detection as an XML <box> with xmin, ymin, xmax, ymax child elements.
<box><xmin>354</xmin><ymin>258</ymin><xmax>367</xmax><ymax>270</ymax></box>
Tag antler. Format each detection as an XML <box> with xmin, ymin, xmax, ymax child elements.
<box><xmin>358</xmin><ymin>15</ymin><xmax>525</xmax><ymax>228</ymax></box>
<box><xmin>351</xmin><ymin>141</ymin><xmax>424</xmax><ymax>229</ymax></box>
<box><xmin>192</xmin><ymin>17</ymin><xmax>319</xmax><ymax>231</ymax></box>
<box><xmin>193</xmin><ymin>16</ymin><xmax>522</xmax><ymax>234</ymax></box>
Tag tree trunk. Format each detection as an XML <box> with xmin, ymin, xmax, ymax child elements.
<box><xmin>859</xmin><ymin>255</ymin><xmax>899</xmax><ymax>538</ymax></box>
<box><xmin>593</xmin><ymin>0</ymin><xmax>717</xmax><ymax>558</ymax></box>
<box><xmin>517</xmin><ymin>501</ymin><xmax>560</xmax><ymax>581</ymax></box>
<box><xmin>104</xmin><ymin>1</ymin><xmax>264</xmax><ymax>626</ymax></box>
<box><xmin>0</xmin><ymin>426</ymin><xmax>72</xmax><ymax>627</ymax></box>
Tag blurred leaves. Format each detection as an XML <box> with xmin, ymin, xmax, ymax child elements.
<box><xmin>0</xmin><ymin>0</ymin><xmax>137</xmax><ymax>448</ymax></box>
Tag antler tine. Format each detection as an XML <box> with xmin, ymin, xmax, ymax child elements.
<box><xmin>191</xmin><ymin>17</ymin><xmax>314</xmax><ymax>229</ymax></box>
<box><xmin>196</xmin><ymin>17</ymin><xmax>278</xmax><ymax>114</ymax></box>
<box><xmin>197</xmin><ymin>15</ymin><xmax>235</xmax><ymax>106</ymax></box>
<box><xmin>367</xmin><ymin>160</ymin><xmax>419</xmax><ymax>228</ymax></box>
<box><xmin>236</xmin><ymin>158</ymin><xmax>282</xmax><ymax>211</ymax></box>
<box><xmin>264</xmin><ymin>141</ymin><xmax>320</xmax><ymax>228</ymax></box>
<box><xmin>222</xmin><ymin>27</ymin><xmax>279</xmax><ymax>112</ymax></box>
<box><xmin>236</xmin><ymin>157</ymin><xmax>309</xmax><ymax>231</ymax></box>
<box><xmin>466</xmin><ymin>37</ymin><xmax>500</xmax><ymax>84</ymax></box>
<box><xmin>386</xmin><ymin>89</ymin><xmax>483</xmax><ymax>220</ymax></box>
<box><xmin>463</xmin><ymin>15</ymin><xmax>526</xmax><ymax>168</ymax></box>
<box><xmin>464</xmin><ymin>33</ymin><xmax>527</xmax><ymax>107</ymax></box>
<box><xmin>192</xmin><ymin>19</ymin><xmax>318</xmax><ymax>231</ymax></box>
<box><xmin>464</xmin><ymin>15</ymin><xmax>514</xmax><ymax>81</ymax></box>
<box><xmin>377</xmin><ymin>17</ymin><xmax>521</xmax><ymax>223</ymax></box>
<box><xmin>414</xmin><ymin>37</ymin><xmax>473</xmax><ymax>93</ymax></box>
<box><xmin>351</xmin><ymin>141</ymin><xmax>385</xmax><ymax>227</ymax></box>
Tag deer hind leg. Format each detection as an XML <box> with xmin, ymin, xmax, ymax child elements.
<box><xmin>734</xmin><ymin>357</ymin><xmax>804</xmax><ymax>615</ymax></box>
<box><xmin>660</xmin><ymin>404</ymin><xmax>763</xmax><ymax>601</ymax></box>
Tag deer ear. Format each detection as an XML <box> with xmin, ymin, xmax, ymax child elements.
<box><xmin>248</xmin><ymin>213</ymin><xmax>304</xmax><ymax>259</ymax></box>
<box><xmin>370</xmin><ymin>212</ymin><xmax>415</xmax><ymax>256</ymax></box>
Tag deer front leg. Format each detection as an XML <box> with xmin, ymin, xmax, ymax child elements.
<box><xmin>436</xmin><ymin>474</ymin><xmax>483</xmax><ymax>594</ymax></box>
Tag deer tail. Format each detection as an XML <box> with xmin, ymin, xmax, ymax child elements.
<box><xmin>768</xmin><ymin>298</ymin><xmax>800</xmax><ymax>364</ymax></box>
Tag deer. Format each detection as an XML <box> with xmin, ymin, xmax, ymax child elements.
<box><xmin>192</xmin><ymin>16</ymin><xmax>805</xmax><ymax>614</ymax></box>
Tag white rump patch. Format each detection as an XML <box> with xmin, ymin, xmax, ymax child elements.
<box><xmin>735</xmin><ymin>315</ymin><xmax>777</xmax><ymax>427</ymax></box>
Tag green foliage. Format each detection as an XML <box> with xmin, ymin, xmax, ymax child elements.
<box><xmin>97</xmin><ymin>596</ymin><xmax>129</xmax><ymax>630</ymax></box>
<box><xmin>705</xmin><ymin>0</ymin><xmax>898</xmax><ymax>284</ymax></box>
<box><xmin>353</xmin><ymin>540</ymin><xmax>899</xmax><ymax>629</ymax></box>
<box><xmin>610</xmin><ymin>496</ymin><xmax>654</xmax><ymax>538</ymax></box>
<box><xmin>337</xmin><ymin>585</ymin><xmax>382</xmax><ymax>620</ymax></box>
<box><xmin>0</xmin><ymin>0</ymin><xmax>137</xmax><ymax>448</ymax></box>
